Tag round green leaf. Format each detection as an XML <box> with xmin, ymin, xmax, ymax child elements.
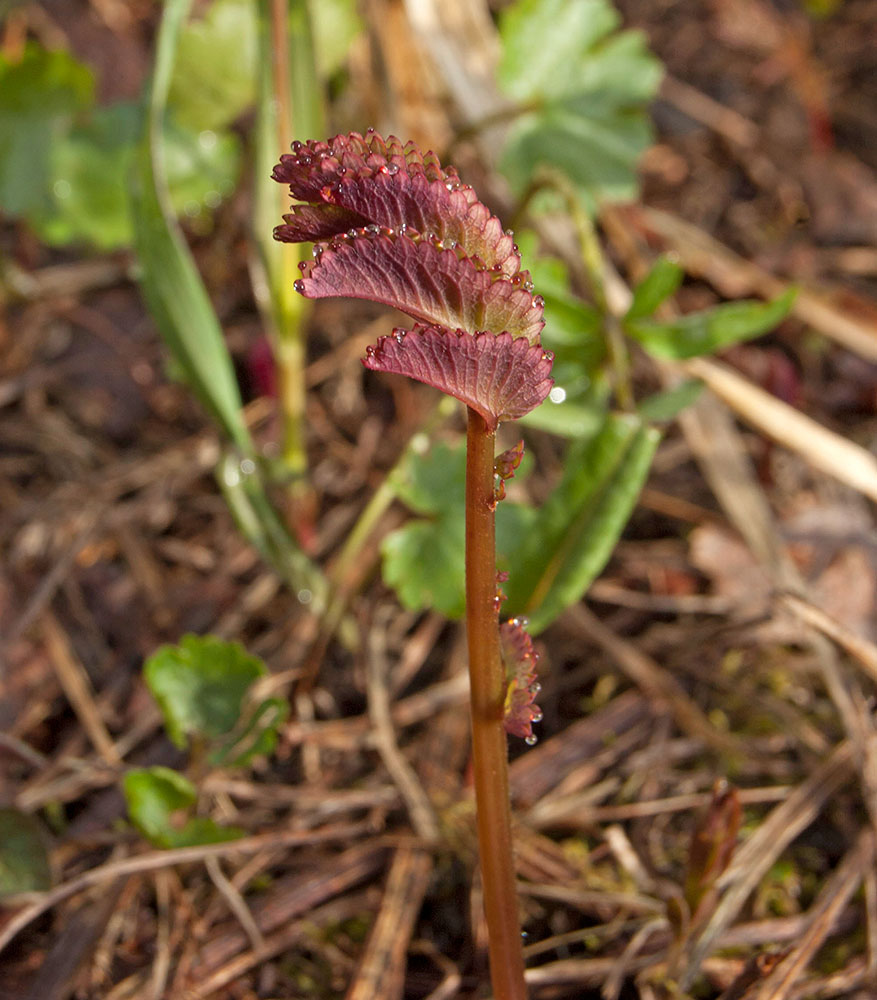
<box><xmin>144</xmin><ymin>634</ymin><xmax>266</xmax><ymax>749</ymax></box>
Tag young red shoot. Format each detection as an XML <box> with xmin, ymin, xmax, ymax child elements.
<box><xmin>274</xmin><ymin>129</ymin><xmax>553</xmax><ymax>1000</ymax></box>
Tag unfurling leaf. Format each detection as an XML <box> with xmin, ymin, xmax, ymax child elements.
<box><xmin>684</xmin><ymin>780</ymin><xmax>741</xmax><ymax>922</ymax></box>
<box><xmin>500</xmin><ymin>618</ymin><xmax>543</xmax><ymax>742</ymax></box>
<box><xmin>273</xmin><ymin>131</ymin><xmax>521</xmax><ymax>275</ymax></box>
<box><xmin>273</xmin><ymin>129</ymin><xmax>552</xmax><ymax>426</ymax></box>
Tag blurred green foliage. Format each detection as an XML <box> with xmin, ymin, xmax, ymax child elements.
<box><xmin>498</xmin><ymin>0</ymin><xmax>662</xmax><ymax>212</ymax></box>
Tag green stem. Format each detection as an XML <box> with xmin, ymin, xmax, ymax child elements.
<box><xmin>465</xmin><ymin>407</ymin><xmax>527</xmax><ymax>1000</ymax></box>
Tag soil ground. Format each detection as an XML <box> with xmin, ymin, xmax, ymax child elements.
<box><xmin>2</xmin><ymin>1</ymin><xmax>877</xmax><ymax>998</ymax></box>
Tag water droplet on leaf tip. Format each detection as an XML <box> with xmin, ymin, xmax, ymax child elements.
<box><xmin>366</xmin><ymin>126</ymin><xmax>376</xmax><ymax>134</ymax></box>
<box><xmin>387</xmin><ymin>163</ymin><xmax>399</xmax><ymax>174</ymax></box>
<box><xmin>293</xmin><ymin>279</ymin><xmax>305</xmax><ymax>293</ymax></box>
<box><xmin>531</xmin><ymin>709</ymin><xmax>544</xmax><ymax>723</ymax></box>
<box><xmin>505</xmin><ymin>228</ymin><xmax>514</xmax><ymax>236</ymax></box>
<box><xmin>533</xmin><ymin>295</ymin><xmax>545</xmax><ymax>307</ymax></box>
<box><xmin>525</xmin><ymin>734</ymin><xmax>538</xmax><ymax>746</ymax></box>
<box><xmin>532</xmin><ymin>682</ymin><xmax>542</xmax><ymax>694</ymax></box>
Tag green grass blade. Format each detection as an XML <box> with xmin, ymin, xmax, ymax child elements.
<box><xmin>505</xmin><ymin>414</ymin><xmax>660</xmax><ymax>633</ymax></box>
<box><xmin>131</xmin><ymin>0</ymin><xmax>253</xmax><ymax>453</ymax></box>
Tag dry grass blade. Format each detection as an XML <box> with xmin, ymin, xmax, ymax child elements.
<box><xmin>566</xmin><ymin>604</ymin><xmax>740</xmax><ymax>757</ymax></box>
<box><xmin>346</xmin><ymin>845</ymin><xmax>434</xmax><ymax>1000</ymax></box>
<box><xmin>781</xmin><ymin>594</ymin><xmax>877</xmax><ymax>685</ymax></box>
<box><xmin>750</xmin><ymin>830</ymin><xmax>874</xmax><ymax>1000</ymax></box>
<box><xmin>684</xmin><ymin>357</ymin><xmax>877</xmax><ymax>503</ymax></box>
<box><xmin>680</xmin><ymin>741</ymin><xmax>854</xmax><ymax>990</ymax></box>
<box><xmin>0</xmin><ymin>822</ymin><xmax>372</xmax><ymax>955</ymax></box>
<box><xmin>41</xmin><ymin>612</ymin><xmax>123</xmax><ymax>768</ymax></box>
<box><xmin>366</xmin><ymin>614</ymin><xmax>441</xmax><ymax>841</ymax></box>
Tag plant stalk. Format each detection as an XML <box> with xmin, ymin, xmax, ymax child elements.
<box><xmin>465</xmin><ymin>407</ymin><xmax>527</xmax><ymax>1000</ymax></box>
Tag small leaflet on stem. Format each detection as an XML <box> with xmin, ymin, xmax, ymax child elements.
<box><xmin>500</xmin><ymin>617</ymin><xmax>542</xmax><ymax>743</ymax></box>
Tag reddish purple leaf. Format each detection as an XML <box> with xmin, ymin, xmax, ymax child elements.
<box><xmin>275</xmin><ymin>203</ymin><xmax>368</xmax><ymax>243</ymax></box>
<box><xmin>273</xmin><ymin>130</ymin><xmax>521</xmax><ymax>276</ymax></box>
<box><xmin>296</xmin><ymin>229</ymin><xmax>544</xmax><ymax>345</ymax></box>
<box><xmin>500</xmin><ymin>618</ymin><xmax>542</xmax><ymax>742</ymax></box>
<box><xmin>362</xmin><ymin>326</ymin><xmax>553</xmax><ymax>429</ymax></box>
<box><xmin>273</xmin><ymin>131</ymin><xmax>553</xmax><ymax>425</ymax></box>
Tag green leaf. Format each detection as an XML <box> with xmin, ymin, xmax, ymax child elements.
<box><xmin>389</xmin><ymin>439</ymin><xmax>467</xmax><ymax>515</ymax></box>
<box><xmin>312</xmin><ymin>0</ymin><xmax>362</xmax><ymax>77</ymax></box>
<box><xmin>35</xmin><ymin>102</ymin><xmax>239</xmax><ymax>250</ymax></box>
<box><xmin>131</xmin><ymin>0</ymin><xmax>253</xmax><ymax>452</ymax></box>
<box><xmin>144</xmin><ymin>634</ymin><xmax>266</xmax><ymax>749</ymax></box>
<box><xmin>381</xmin><ymin>438</ymin><xmax>468</xmax><ymax>618</ymax></box>
<box><xmin>210</xmin><ymin>696</ymin><xmax>289</xmax><ymax>767</ymax></box>
<box><xmin>0</xmin><ymin>42</ymin><xmax>93</xmax><ymax>217</ymax></box>
<box><xmin>625</xmin><ymin>256</ymin><xmax>685</xmax><ymax>321</ymax></box>
<box><xmin>382</xmin><ymin>515</ymin><xmax>466</xmax><ymax>619</ymax></box>
<box><xmin>0</xmin><ymin>808</ymin><xmax>51</xmax><ymax>896</ymax></box>
<box><xmin>514</xmin><ymin>230</ymin><xmax>608</xmax><ymax>437</ymax></box>
<box><xmin>503</xmin><ymin>414</ymin><xmax>660</xmax><ymax>632</ymax></box>
<box><xmin>168</xmin><ymin>0</ymin><xmax>258</xmax><ymax>131</ymax></box>
<box><xmin>637</xmin><ymin>378</ymin><xmax>704</xmax><ymax>422</ymax></box>
<box><xmin>498</xmin><ymin>0</ymin><xmax>662</xmax><ymax>210</ymax></box>
<box><xmin>625</xmin><ymin>288</ymin><xmax>798</xmax><ymax>360</ymax></box>
<box><xmin>123</xmin><ymin>767</ymin><xmax>243</xmax><ymax>848</ymax></box>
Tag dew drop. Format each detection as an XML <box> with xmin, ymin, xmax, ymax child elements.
<box><xmin>525</xmin><ymin>734</ymin><xmax>538</xmax><ymax>746</ymax></box>
<box><xmin>366</xmin><ymin>126</ymin><xmax>376</xmax><ymax>134</ymax></box>
<box><xmin>365</xmin><ymin>224</ymin><xmax>380</xmax><ymax>235</ymax></box>
<box><xmin>523</xmin><ymin>280</ymin><xmax>534</xmax><ymax>292</ymax></box>
<box><xmin>531</xmin><ymin>709</ymin><xmax>544</xmax><ymax>723</ymax></box>
<box><xmin>531</xmin><ymin>682</ymin><xmax>542</xmax><ymax>695</ymax></box>
<box><xmin>337</xmin><ymin>165</ymin><xmax>347</xmax><ymax>175</ymax></box>
<box><xmin>298</xmin><ymin>261</ymin><xmax>307</xmax><ymax>271</ymax></box>
<box><xmin>387</xmin><ymin>163</ymin><xmax>400</xmax><ymax>174</ymax></box>
<box><xmin>291</xmin><ymin>140</ymin><xmax>303</xmax><ymax>152</ymax></box>
<box><xmin>293</xmin><ymin>279</ymin><xmax>305</xmax><ymax>293</ymax></box>
<box><xmin>399</xmin><ymin>223</ymin><xmax>408</xmax><ymax>234</ymax></box>
<box><xmin>505</xmin><ymin>228</ymin><xmax>514</xmax><ymax>236</ymax></box>
<box><xmin>239</xmin><ymin>457</ymin><xmax>256</xmax><ymax>476</ymax></box>
<box><xmin>378</xmin><ymin>164</ymin><xmax>389</xmax><ymax>174</ymax></box>
<box><xmin>347</xmin><ymin>228</ymin><xmax>358</xmax><ymax>238</ymax></box>
<box><xmin>533</xmin><ymin>295</ymin><xmax>545</xmax><ymax>308</ymax></box>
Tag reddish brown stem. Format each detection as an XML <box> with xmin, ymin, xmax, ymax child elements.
<box><xmin>465</xmin><ymin>407</ymin><xmax>527</xmax><ymax>1000</ymax></box>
